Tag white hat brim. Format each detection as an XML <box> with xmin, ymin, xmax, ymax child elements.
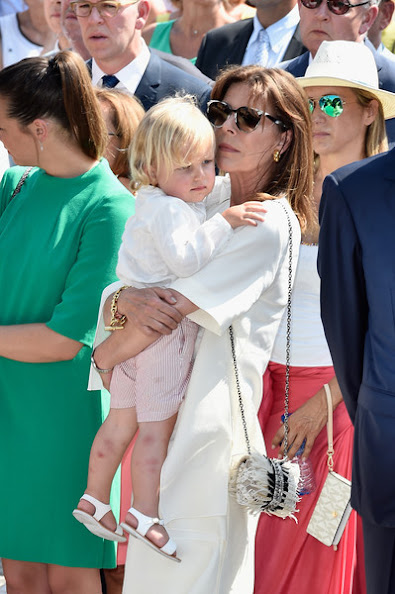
<box><xmin>298</xmin><ymin>76</ymin><xmax>395</xmax><ymax>120</ymax></box>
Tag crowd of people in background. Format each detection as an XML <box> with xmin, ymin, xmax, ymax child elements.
<box><xmin>1</xmin><ymin>1</ymin><xmax>395</xmax><ymax>594</ymax></box>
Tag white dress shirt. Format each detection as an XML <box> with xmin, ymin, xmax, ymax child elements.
<box><xmin>378</xmin><ymin>41</ymin><xmax>395</xmax><ymax>62</ymax></box>
<box><xmin>91</xmin><ymin>40</ymin><xmax>151</xmax><ymax>94</ymax></box>
<box><xmin>242</xmin><ymin>5</ymin><xmax>300</xmax><ymax>68</ymax></box>
<box><xmin>0</xmin><ymin>0</ymin><xmax>26</xmax><ymax>16</ymax></box>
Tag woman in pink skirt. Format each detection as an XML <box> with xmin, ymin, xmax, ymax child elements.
<box><xmin>255</xmin><ymin>40</ymin><xmax>395</xmax><ymax>594</ymax></box>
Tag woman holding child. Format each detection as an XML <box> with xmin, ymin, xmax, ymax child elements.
<box><xmin>90</xmin><ymin>64</ymin><xmax>315</xmax><ymax>593</ymax></box>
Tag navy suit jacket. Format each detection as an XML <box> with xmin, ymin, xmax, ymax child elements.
<box><xmin>196</xmin><ymin>18</ymin><xmax>306</xmax><ymax>80</ymax></box>
<box><xmin>281</xmin><ymin>50</ymin><xmax>395</xmax><ymax>146</ymax></box>
<box><xmin>318</xmin><ymin>148</ymin><xmax>395</xmax><ymax>526</ymax></box>
<box><xmin>88</xmin><ymin>53</ymin><xmax>211</xmax><ymax>112</ymax></box>
<box><xmin>135</xmin><ymin>52</ymin><xmax>211</xmax><ymax>112</ymax></box>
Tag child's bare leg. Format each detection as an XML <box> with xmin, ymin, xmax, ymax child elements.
<box><xmin>124</xmin><ymin>414</ymin><xmax>177</xmax><ymax>548</ymax></box>
<box><xmin>77</xmin><ymin>407</ymin><xmax>138</xmax><ymax>531</ymax></box>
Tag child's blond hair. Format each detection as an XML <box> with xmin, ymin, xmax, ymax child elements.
<box><xmin>129</xmin><ymin>95</ymin><xmax>215</xmax><ymax>187</ymax></box>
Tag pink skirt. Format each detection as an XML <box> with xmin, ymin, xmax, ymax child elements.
<box><xmin>254</xmin><ymin>363</ymin><xmax>366</xmax><ymax>594</ymax></box>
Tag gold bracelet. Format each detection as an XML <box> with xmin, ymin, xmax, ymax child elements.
<box><xmin>104</xmin><ymin>285</ymin><xmax>129</xmax><ymax>331</ymax></box>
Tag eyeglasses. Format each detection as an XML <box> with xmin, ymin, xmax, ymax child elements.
<box><xmin>206</xmin><ymin>100</ymin><xmax>288</xmax><ymax>133</ymax></box>
<box><xmin>308</xmin><ymin>94</ymin><xmax>348</xmax><ymax>117</ymax></box>
<box><xmin>300</xmin><ymin>0</ymin><xmax>371</xmax><ymax>16</ymax></box>
<box><xmin>70</xmin><ymin>0</ymin><xmax>138</xmax><ymax>18</ymax></box>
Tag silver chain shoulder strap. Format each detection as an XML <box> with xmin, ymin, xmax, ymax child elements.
<box><xmin>10</xmin><ymin>167</ymin><xmax>33</xmax><ymax>201</ymax></box>
<box><xmin>229</xmin><ymin>199</ymin><xmax>294</xmax><ymax>457</ymax></box>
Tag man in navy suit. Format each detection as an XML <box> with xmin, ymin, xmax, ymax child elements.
<box><xmin>280</xmin><ymin>0</ymin><xmax>395</xmax><ymax>142</ymax></box>
<box><xmin>196</xmin><ymin>0</ymin><xmax>306</xmax><ymax>81</ymax></box>
<box><xmin>74</xmin><ymin>0</ymin><xmax>211</xmax><ymax>111</ymax></box>
<box><xmin>318</xmin><ymin>148</ymin><xmax>395</xmax><ymax>593</ymax></box>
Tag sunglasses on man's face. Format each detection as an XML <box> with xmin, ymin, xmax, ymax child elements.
<box><xmin>300</xmin><ymin>0</ymin><xmax>371</xmax><ymax>15</ymax></box>
<box><xmin>206</xmin><ymin>100</ymin><xmax>288</xmax><ymax>133</ymax></box>
<box><xmin>308</xmin><ymin>94</ymin><xmax>347</xmax><ymax>117</ymax></box>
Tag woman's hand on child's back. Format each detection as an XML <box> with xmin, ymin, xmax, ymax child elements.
<box><xmin>222</xmin><ymin>202</ymin><xmax>267</xmax><ymax>228</ymax></box>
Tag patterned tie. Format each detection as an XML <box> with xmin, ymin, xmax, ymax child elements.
<box><xmin>254</xmin><ymin>29</ymin><xmax>270</xmax><ymax>67</ymax></box>
<box><xmin>101</xmin><ymin>74</ymin><xmax>119</xmax><ymax>88</ymax></box>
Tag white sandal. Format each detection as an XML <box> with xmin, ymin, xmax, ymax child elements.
<box><xmin>121</xmin><ymin>507</ymin><xmax>181</xmax><ymax>563</ymax></box>
<box><xmin>72</xmin><ymin>494</ymin><xmax>126</xmax><ymax>543</ymax></box>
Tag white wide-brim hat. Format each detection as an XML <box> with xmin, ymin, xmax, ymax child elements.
<box><xmin>297</xmin><ymin>40</ymin><xmax>395</xmax><ymax>120</ymax></box>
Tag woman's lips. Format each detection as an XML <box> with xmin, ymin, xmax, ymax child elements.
<box><xmin>218</xmin><ymin>143</ymin><xmax>239</xmax><ymax>153</ymax></box>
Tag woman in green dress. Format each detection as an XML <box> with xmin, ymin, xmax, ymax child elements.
<box><xmin>0</xmin><ymin>51</ymin><xmax>134</xmax><ymax>593</ymax></box>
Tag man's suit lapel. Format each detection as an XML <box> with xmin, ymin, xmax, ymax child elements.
<box><xmin>283</xmin><ymin>51</ymin><xmax>309</xmax><ymax>77</ymax></box>
<box><xmin>283</xmin><ymin>24</ymin><xmax>307</xmax><ymax>62</ymax></box>
<box><xmin>227</xmin><ymin>19</ymin><xmax>254</xmax><ymax>64</ymax></box>
<box><xmin>86</xmin><ymin>58</ymin><xmax>93</xmax><ymax>77</ymax></box>
<box><xmin>135</xmin><ymin>53</ymin><xmax>160</xmax><ymax>112</ymax></box>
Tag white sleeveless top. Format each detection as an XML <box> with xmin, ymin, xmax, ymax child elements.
<box><xmin>0</xmin><ymin>13</ymin><xmax>43</xmax><ymax>68</ymax></box>
<box><xmin>270</xmin><ymin>243</ymin><xmax>333</xmax><ymax>367</ymax></box>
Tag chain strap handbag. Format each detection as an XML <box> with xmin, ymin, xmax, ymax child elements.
<box><xmin>306</xmin><ymin>384</ymin><xmax>352</xmax><ymax>549</ymax></box>
<box><xmin>228</xmin><ymin>201</ymin><xmax>300</xmax><ymax>520</ymax></box>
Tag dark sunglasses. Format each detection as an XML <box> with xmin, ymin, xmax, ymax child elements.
<box><xmin>308</xmin><ymin>94</ymin><xmax>347</xmax><ymax>117</ymax></box>
<box><xmin>300</xmin><ymin>0</ymin><xmax>371</xmax><ymax>15</ymax></box>
<box><xmin>206</xmin><ymin>100</ymin><xmax>288</xmax><ymax>133</ymax></box>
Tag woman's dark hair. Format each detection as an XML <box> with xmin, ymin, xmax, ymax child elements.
<box><xmin>0</xmin><ymin>51</ymin><xmax>107</xmax><ymax>159</ymax></box>
<box><xmin>211</xmin><ymin>65</ymin><xmax>315</xmax><ymax>232</ymax></box>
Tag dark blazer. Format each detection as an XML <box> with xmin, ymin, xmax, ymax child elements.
<box><xmin>318</xmin><ymin>148</ymin><xmax>395</xmax><ymax>526</ymax></box>
<box><xmin>195</xmin><ymin>18</ymin><xmax>306</xmax><ymax>80</ymax></box>
<box><xmin>88</xmin><ymin>53</ymin><xmax>212</xmax><ymax>113</ymax></box>
<box><xmin>135</xmin><ymin>52</ymin><xmax>211</xmax><ymax>111</ymax></box>
<box><xmin>281</xmin><ymin>49</ymin><xmax>395</xmax><ymax>146</ymax></box>
<box><xmin>150</xmin><ymin>48</ymin><xmax>214</xmax><ymax>85</ymax></box>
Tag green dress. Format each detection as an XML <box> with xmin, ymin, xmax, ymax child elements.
<box><xmin>0</xmin><ymin>160</ymin><xmax>134</xmax><ymax>568</ymax></box>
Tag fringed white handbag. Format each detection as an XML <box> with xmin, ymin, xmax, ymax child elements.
<box><xmin>228</xmin><ymin>202</ymin><xmax>300</xmax><ymax>520</ymax></box>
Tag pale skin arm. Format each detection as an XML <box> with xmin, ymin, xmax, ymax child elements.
<box><xmin>93</xmin><ymin>288</ymin><xmax>197</xmax><ymax>389</ymax></box>
<box><xmin>0</xmin><ymin>323</ymin><xmax>82</xmax><ymax>362</ymax></box>
<box><xmin>272</xmin><ymin>376</ymin><xmax>343</xmax><ymax>460</ymax></box>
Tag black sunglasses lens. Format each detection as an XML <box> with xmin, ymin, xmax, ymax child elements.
<box><xmin>237</xmin><ymin>107</ymin><xmax>261</xmax><ymax>132</ymax></box>
<box><xmin>328</xmin><ymin>0</ymin><xmax>349</xmax><ymax>14</ymax></box>
<box><xmin>207</xmin><ymin>102</ymin><xmax>230</xmax><ymax>127</ymax></box>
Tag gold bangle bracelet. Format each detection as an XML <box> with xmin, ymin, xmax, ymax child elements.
<box><xmin>104</xmin><ymin>285</ymin><xmax>129</xmax><ymax>331</ymax></box>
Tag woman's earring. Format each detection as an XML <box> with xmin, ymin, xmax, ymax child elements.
<box><xmin>273</xmin><ymin>150</ymin><xmax>280</xmax><ymax>163</ymax></box>
<box><xmin>39</xmin><ymin>140</ymin><xmax>44</xmax><ymax>153</ymax></box>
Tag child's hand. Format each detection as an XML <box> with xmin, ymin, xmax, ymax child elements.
<box><xmin>222</xmin><ymin>201</ymin><xmax>267</xmax><ymax>229</ymax></box>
